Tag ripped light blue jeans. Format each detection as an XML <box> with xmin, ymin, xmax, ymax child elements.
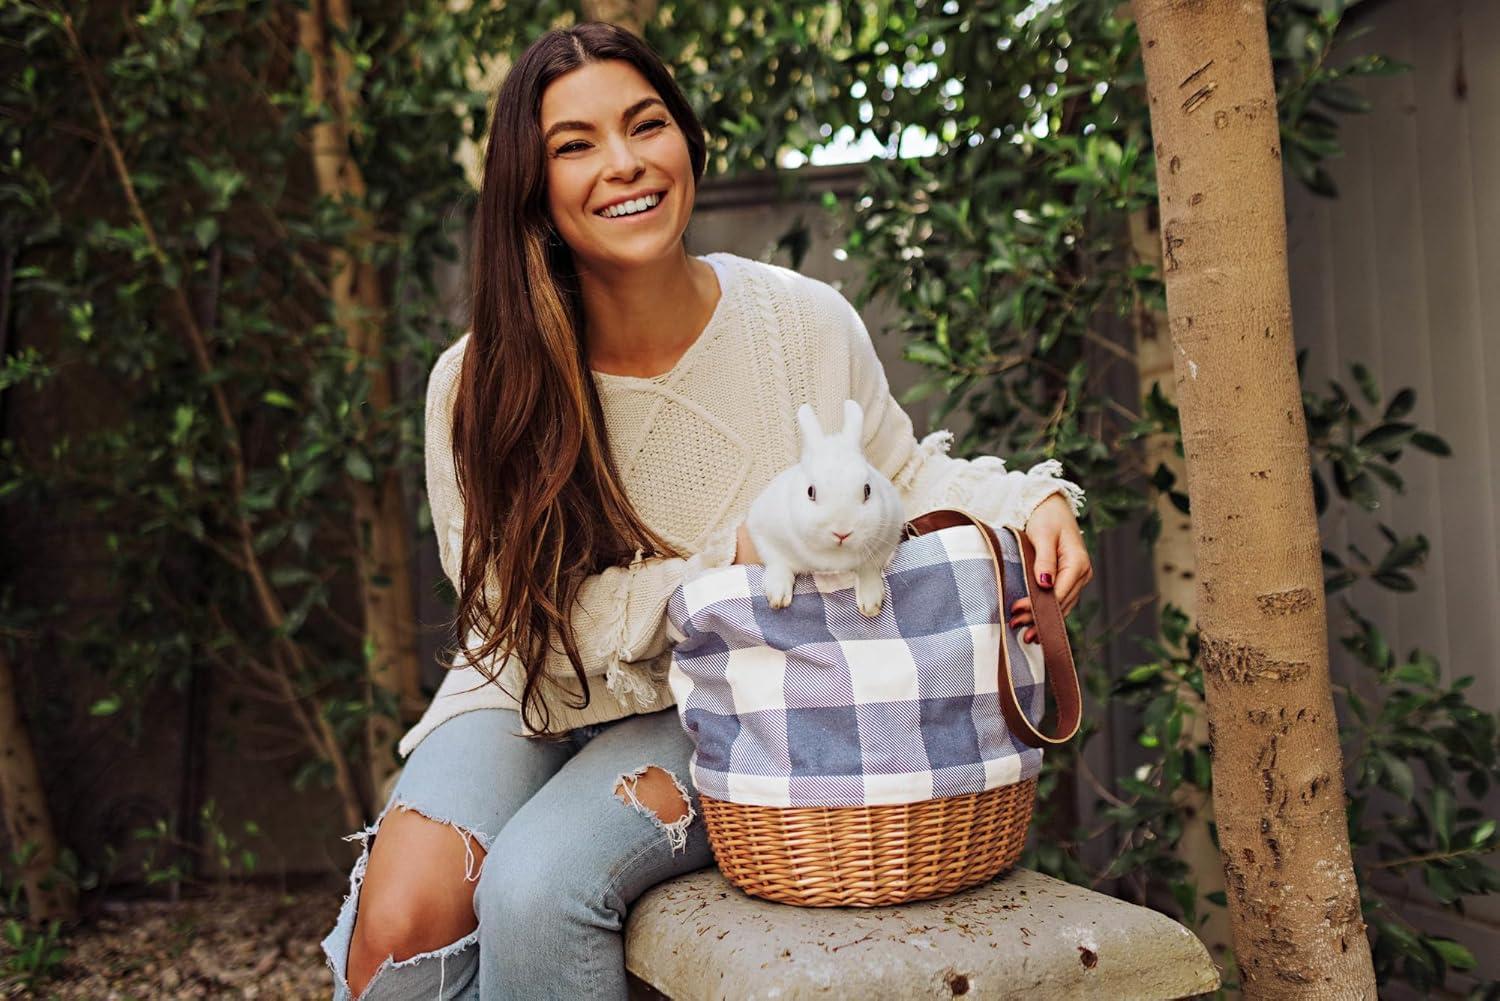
<box><xmin>321</xmin><ymin>706</ymin><xmax>715</xmax><ymax>1000</ymax></box>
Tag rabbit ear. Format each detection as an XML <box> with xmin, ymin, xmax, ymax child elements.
<box><xmin>841</xmin><ymin>399</ymin><xmax>865</xmax><ymax>446</ymax></box>
<box><xmin>797</xmin><ymin>403</ymin><xmax>823</xmax><ymax>446</ymax></box>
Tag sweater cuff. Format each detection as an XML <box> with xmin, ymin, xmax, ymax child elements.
<box><xmin>599</xmin><ymin>547</ymin><xmax>658</xmax><ymax>711</ymax></box>
<box><xmin>1012</xmin><ymin>459</ymin><xmax>1088</xmax><ymax>529</ymax></box>
<box><xmin>600</xmin><ymin>523</ymin><xmax>740</xmax><ymax>711</ymax></box>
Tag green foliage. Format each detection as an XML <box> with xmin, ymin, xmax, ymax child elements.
<box><xmin>3</xmin><ymin>0</ymin><xmax>1494</xmax><ymax>992</ymax></box>
<box><xmin>0</xmin><ymin>916</ymin><xmax>68</xmax><ymax>993</ymax></box>
<box><xmin>0</xmin><ymin>844</ymin><xmax>87</xmax><ymax>992</ymax></box>
<box><xmin>134</xmin><ymin>800</ymin><xmax>264</xmax><ymax>893</ymax></box>
<box><xmin>1</xmin><ymin>0</ymin><xmax>496</xmax><ymax>816</ymax></box>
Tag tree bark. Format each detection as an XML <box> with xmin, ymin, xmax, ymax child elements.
<box><xmin>296</xmin><ymin>0</ymin><xmax>422</xmax><ymax>799</ymax></box>
<box><xmin>1131</xmin><ymin>2</ymin><xmax>1376</xmax><ymax>996</ymax></box>
<box><xmin>0</xmin><ymin>649</ymin><xmax>76</xmax><ymax>922</ymax></box>
<box><xmin>1127</xmin><ymin>206</ymin><xmax>1234</xmax><ymax>973</ymax></box>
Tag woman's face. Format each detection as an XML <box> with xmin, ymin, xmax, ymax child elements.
<box><xmin>540</xmin><ymin>60</ymin><xmax>694</xmax><ymax>272</ymax></box>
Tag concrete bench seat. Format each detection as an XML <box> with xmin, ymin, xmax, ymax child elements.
<box><xmin>624</xmin><ymin>867</ymin><xmax>1220</xmax><ymax>1000</ymax></box>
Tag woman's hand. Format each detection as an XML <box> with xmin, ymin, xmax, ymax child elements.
<box><xmin>1008</xmin><ymin>492</ymin><xmax>1091</xmax><ymax>644</ymax></box>
<box><xmin>733</xmin><ymin>522</ymin><xmax>761</xmax><ymax>565</ymax></box>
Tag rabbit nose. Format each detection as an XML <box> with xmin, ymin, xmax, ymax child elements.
<box><xmin>834</xmin><ymin>531</ymin><xmax>852</xmax><ymax>543</ymax></box>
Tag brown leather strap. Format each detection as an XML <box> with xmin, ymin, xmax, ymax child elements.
<box><xmin>905</xmin><ymin>509</ymin><xmax>1082</xmax><ymax>749</ymax></box>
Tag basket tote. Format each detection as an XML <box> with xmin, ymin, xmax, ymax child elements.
<box><xmin>688</xmin><ymin>508</ymin><xmax>1082</xmax><ymax>907</ymax></box>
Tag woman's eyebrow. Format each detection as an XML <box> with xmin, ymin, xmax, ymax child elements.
<box><xmin>543</xmin><ymin>97</ymin><xmax>667</xmax><ymax>143</ymax></box>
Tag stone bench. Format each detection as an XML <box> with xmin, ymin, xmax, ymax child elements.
<box><xmin>624</xmin><ymin>867</ymin><xmax>1219</xmax><ymax>1000</ymax></box>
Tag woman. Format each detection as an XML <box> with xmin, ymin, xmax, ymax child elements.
<box><xmin>322</xmin><ymin>21</ymin><xmax>1092</xmax><ymax>1001</ymax></box>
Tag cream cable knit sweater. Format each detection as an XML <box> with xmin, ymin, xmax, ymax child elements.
<box><xmin>398</xmin><ymin>251</ymin><xmax>1086</xmax><ymax>757</ymax></box>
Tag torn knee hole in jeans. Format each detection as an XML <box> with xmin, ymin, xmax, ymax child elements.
<box><xmin>326</xmin><ymin>801</ymin><xmax>486</xmax><ymax>999</ymax></box>
<box><xmin>613</xmin><ymin>765</ymin><xmax>695</xmax><ymax>855</ymax></box>
<box><xmin>343</xmin><ymin>800</ymin><xmax>491</xmax><ymax>892</ymax></box>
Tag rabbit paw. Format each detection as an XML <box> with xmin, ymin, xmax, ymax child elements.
<box><xmin>855</xmin><ymin>569</ymin><xmax>886</xmax><ymax>617</ymax></box>
<box><xmin>763</xmin><ymin>566</ymin><xmax>796</xmax><ymax>609</ymax></box>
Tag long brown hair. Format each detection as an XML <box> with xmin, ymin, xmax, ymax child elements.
<box><xmin>451</xmin><ymin>22</ymin><xmax>708</xmax><ymax>735</ymax></box>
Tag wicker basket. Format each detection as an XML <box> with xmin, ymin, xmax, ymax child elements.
<box><xmin>679</xmin><ymin>510</ymin><xmax>1080</xmax><ymax>909</ymax></box>
<box><xmin>701</xmin><ymin>777</ymin><xmax>1038</xmax><ymax>907</ymax></box>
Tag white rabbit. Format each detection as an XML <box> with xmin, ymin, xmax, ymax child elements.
<box><xmin>745</xmin><ymin>399</ymin><xmax>905</xmax><ymax>617</ymax></box>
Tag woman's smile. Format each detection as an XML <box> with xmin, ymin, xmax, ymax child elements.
<box><xmin>541</xmin><ymin>60</ymin><xmax>694</xmax><ymax>269</ymax></box>
<box><xmin>594</xmin><ymin>189</ymin><xmax>667</xmax><ymax>222</ymax></box>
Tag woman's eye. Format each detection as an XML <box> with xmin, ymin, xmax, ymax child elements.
<box><xmin>635</xmin><ymin>118</ymin><xmax>667</xmax><ymax>134</ymax></box>
<box><xmin>556</xmin><ymin>141</ymin><xmax>586</xmax><ymax>155</ymax></box>
<box><xmin>807</xmin><ymin>485</ymin><xmax>816</xmax><ymax>502</ymax></box>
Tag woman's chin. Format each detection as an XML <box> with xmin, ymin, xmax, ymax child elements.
<box><xmin>574</xmin><ymin>230</ymin><xmax>685</xmax><ymax>270</ymax></box>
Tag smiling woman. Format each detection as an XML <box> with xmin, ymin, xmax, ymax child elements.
<box><xmin>539</xmin><ymin>61</ymin><xmax>721</xmax><ymax>377</ymax></box>
<box><xmin>319</xmin><ymin>17</ymin><xmax>1089</xmax><ymax>1001</ymax></box>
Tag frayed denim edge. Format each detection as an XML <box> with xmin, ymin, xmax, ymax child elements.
<box><xmin>321</xmin><ymin>799</ymin><xmax>494</xmax><ymax>1001</ymax></box>
<box><xmin>613</xmin><ymin>765</ymin><xmax>696</xmax><ymax>856</ymax></box>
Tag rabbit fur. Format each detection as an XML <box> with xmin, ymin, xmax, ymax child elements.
<box><xmin>745</xmin><ymin>399</ymin><xmax>905</xmax><ymax>616</ymax></box>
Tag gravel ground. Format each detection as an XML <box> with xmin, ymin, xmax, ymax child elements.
<box><xmin>8</xmin><ymin>882</ymin><xmax>343</xmax><ymax>1000</ymax></box>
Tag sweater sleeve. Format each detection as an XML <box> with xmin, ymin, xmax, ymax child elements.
<box><xmin>423</xmin><ymin>338</ymin><xmax>739</xmax><ymax>711</ymax></box>
<box><xmin>839</xmin><ymin>298</ymin><xmax>1087</xmax><ymax>529</ymax></box>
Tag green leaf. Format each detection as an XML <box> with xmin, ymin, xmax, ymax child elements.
<box><xmin>1315</xmin><ymin>84</ymin><xmax>1373</xmax><ymax>115</ymax></box>
<box><xmin>194</xmin><ymin>217</ymin><xmax>219</xmax><ymax>249</ymax></box>
<box><xmin>1392</xmin><ymin>660</ymin><xmax>1438</xmax><ymax>687</ymax></box>
<box><xmin>1429</xmin><ymin>937</ymin><xmax>1476</xmax><ymax>971</ymax></box>
<box><xmin>1351</xmin><ymin>363</ymin><xmax>1380</xmax><ymax>405</ymax></box>
<box><xmin>1357</xmin><ymin>422</ymin><xmax>1415</xmax><ymax>454</ymax></box>
<box><xmin>89</xmin><ymin>696</ymin><xmax>122</xmax><ymax>716</ymax></box>
<box><xmin>1424</xmin><ymin>865</ymin><xmax>1461</xmax><ymax>905</ymax></box>
<box><xmin>903</xmin><ymin>340</ymin><xmax>949</xmax><ymax>367</ymax></box>
<box><xmin>1383</xmin><ymin>388</ymin><xmax>1415</xmax><ymax>421</ymax></box>
<box><xmin>1432</xmin><ymin>786</ymin><xmax>1456</xmax><ymax>848</ymax></box>
<box><xmin>262</xmin><ymin>390</ymin><xmax>297</xmax><ymax>409</ymax></box>
<box><xmin>1378</xmin><ymin>535</ymin><xmax>1428</xmax><ymax>572</ymax></box>
<box><xmin>1382</xmin><ymin>753</ymin><xmax>1415</xmax><ymax>801</ymax></box>
<box><xmin>344</xmin><ymin>451</ymin><xmax>375</xmax><ymax>483</ymax></box>
<box><xmin>1411</xmin><ymin>431</ymin><xmax>1451</xmax><ymax>456</ymax></box>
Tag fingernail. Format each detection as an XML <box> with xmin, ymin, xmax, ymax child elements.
<box><xmin>1039</xmin><ymin>572</ymin><xmax>1053</xmax><ymax>587</ymax></box>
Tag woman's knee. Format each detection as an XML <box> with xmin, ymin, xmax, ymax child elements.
<box><xmin>350</xmin><ymin>805</ymin><xmax>487</xmax><ymax>965</ymax></box>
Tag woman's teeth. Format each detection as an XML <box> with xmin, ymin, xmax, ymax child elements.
<box><xmin>599</xmin><ymin>192</ymin><xmax>662</xmax><ymax>219</ymax></box>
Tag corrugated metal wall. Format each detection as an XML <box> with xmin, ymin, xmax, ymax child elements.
<box><xmin>1286</xmin><ymin>0</ymin><xmax>1500</xmax><ymax>984</ymax></box>
<box><xmin>1289</xmin><ymin>0</ymin><xmax>1499</xmax><ymax>707</ymax></box>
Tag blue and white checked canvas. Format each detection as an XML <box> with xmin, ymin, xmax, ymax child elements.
<box><xmin>665</xmin><ymin>522</ymin><xmax>1047</xmax><ymax>809</ymax></box>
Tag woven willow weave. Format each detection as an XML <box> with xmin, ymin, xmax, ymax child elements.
<box><xmin>701</xmin><ymin>777</ymin><xmax>1037</xmax><ymax>907</ymax></box>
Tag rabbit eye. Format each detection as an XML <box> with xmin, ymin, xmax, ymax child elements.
<box><xmin>807</xmin><ymin>485</ymin><xmax>816</xmax><ymax>502</ymax></box>
<box><xmin>864</xmin><ymin>483</ymin><xmax>871</xmax><ymax>502</ymax></box>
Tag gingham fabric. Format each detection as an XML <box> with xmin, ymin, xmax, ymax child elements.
<box><xmin>665</xmin><ymin>521</ymin><xmax>1047</xmax><ymax>809</ymax></box>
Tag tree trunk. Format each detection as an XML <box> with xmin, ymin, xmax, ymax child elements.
<box><xmin>1127</xmin><ymin>207</ymin><xmax>1234</xmax><ymax>974</ymax></box>
<box><xmin>296</xmin><ymin>0</ymin><xmax>421</xmax><ymax>800</ymax></box>
<box><xmin>1131</xmin><ymin>2</ymin><xmax>1376</xmax><ymax>996</ymax></box>
<box><xmin>0</xmin><ymin>649</ymin><xmax>76</xmax><ymax>923</ymax></box>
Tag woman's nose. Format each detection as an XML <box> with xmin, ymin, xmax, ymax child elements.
<box><xmin>602</xmin><ymin>134</ymin><xmax>645</xmax><ymax>182</ymax></box>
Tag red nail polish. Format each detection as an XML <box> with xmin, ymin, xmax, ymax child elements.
<box><xmin>1039</xmin><ymin>572</ymin><xmax>1053</xmax><ymax>587</ymax></box>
